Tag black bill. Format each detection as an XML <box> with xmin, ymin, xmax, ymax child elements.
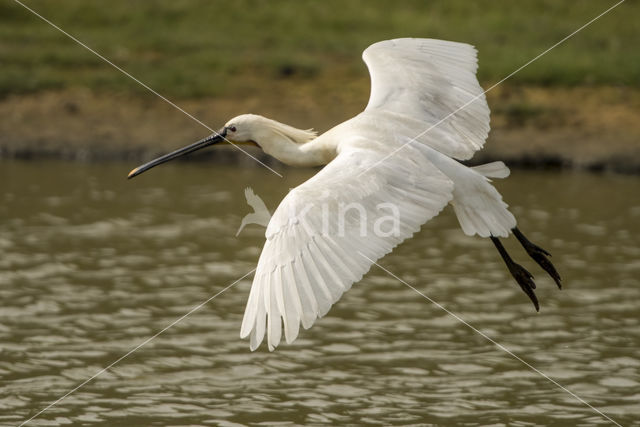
<box><xmin>127</xmin><ymin>130</ymin><xmax>227</xmax><ymax>179</ymax></box>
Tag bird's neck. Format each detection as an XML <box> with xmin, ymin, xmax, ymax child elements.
<box><xmin>255</xmin><ymin>124</ymin><xmax>334</xmax><ymax>167</ymax></box>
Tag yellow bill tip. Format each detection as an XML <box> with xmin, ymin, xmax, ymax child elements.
<box><xmin>127</xmin><ymin>167</ymin><xmax>139</xmax><ymax>179</ymax></box>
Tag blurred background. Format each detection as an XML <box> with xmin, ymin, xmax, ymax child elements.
<box><xmin>2</xmin><ymin>1</ymin><xmax>640</xmax><ymax>425</ymax></box>
<box><xmin>1</xmin><ymin>0</ymin><xmax>639</xmax><ymax>170</ymax></box>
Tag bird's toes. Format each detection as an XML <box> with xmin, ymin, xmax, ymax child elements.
<box><xmin>513</xmin><ymin>263</ymin><xmax>535</xmax><ymax>286</ymax></box>
<box><xmin>532</xmin><ymin>244</ymin><xmax>551</xmax><ymax>257</ymax></box>
<box><xmin>531</xmin><ymin>252</ymin><xmax>562</xmax><ymax>289</ymax></box>
<box><xmin>510</xmin><ymin>263</ymin><xmax>539</xmax><ymax>311</ymax></box>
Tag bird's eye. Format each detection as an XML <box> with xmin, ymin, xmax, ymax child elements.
<box><xmin>228</xmin><ymin>126</ymin><xmax>237</xmax><ymax>132</ymax></box>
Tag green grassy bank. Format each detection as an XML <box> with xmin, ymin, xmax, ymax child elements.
<box><xmin>1</xmin><ymin>1</ymin><xmax>639</xmax><ymax>172</ymax></box>
<box><xmin>2</xmin><ymin>0</ymin><xmax>637</xmax><ymax>99</ymax></box>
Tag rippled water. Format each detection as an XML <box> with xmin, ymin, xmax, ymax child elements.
<box><xmin>1</xmin><ymin>161</ymin><xmax>639</xmax><ymax>426</ymax></box>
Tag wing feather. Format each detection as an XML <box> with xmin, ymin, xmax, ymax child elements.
<box><xmin>362</xmin><ymin>38</ymin><xmax>490</xmax><ymax>160</ymax></box>
<box><xmin>301</xmin><ymin>249</ymin><xmax>333</xmax><ymax>316</ymax></box>
<box><xmin>241</xmin><ymin>144</ymin><xmax>454</xmax><ymax>350</ymax></box>
<box><xmin>267</xmin><ymin>274</ymin><xmax>282</xmax><ymax>351</ymax></box>
<box><xmin>295</xmin><ymin>255</ymin><xmax>319</xmax><ymax>325</ymax></box>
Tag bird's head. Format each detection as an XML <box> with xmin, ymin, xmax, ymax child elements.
<box><xmin>222</xmin><ymin>114</ymin><xmax>263</xmax><ymax>146</ymax></box>
<box><xmin>127</xmin><ymin>114</ymin><xmax>317</xmax><ymax>178</ymax></box>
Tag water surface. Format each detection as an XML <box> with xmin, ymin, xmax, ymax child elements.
<box><xmin>1</xmin><ymin>161</ymin><xmax>639</xmax><ymax>426</ymax></box>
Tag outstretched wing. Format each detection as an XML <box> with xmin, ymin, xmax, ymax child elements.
<box><xmin>363</xmin><ymin>38</ymin><xmax>490</xmax><ymax>160</ymax></box>
<box><xmin>240</xmin><ymin>142</ymin><xmax>453</xmax><ymax>351</ymax></box>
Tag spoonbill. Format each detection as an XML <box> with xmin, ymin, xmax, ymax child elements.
<box><xmin>128</xmin><ymin>38</ymin><xmax>561</xmax><ymax>351</ymax></box>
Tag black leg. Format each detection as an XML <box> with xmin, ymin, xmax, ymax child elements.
<box><xmin>491</xmin><ymin>236</ymin><xmax>540</xmax><ymax>312</ymax></box>
<box><xmin>512</xmin><ymin>227</ymin><xmax>562</xmax><ymax>289</ymax></box>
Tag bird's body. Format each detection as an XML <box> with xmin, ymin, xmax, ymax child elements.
<box><xmin>128</xmin><ymin>38</ymin><xmax>561</xmax><ymax>351</ymax></box>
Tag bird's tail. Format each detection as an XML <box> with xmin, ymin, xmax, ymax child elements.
<box><xmin>471</xmin><ymin>161</ymin><xmax>510</xmax><ymax>179</ymax></box>
<box><xmin>451</xmin><ymin>161</ymin><xmax>516</xmax><ymax>238</ymax></box>
<box><xmin>414</xmin><ymin>143</ymin><xmax>516</xmax><ymax>238</ymax></box>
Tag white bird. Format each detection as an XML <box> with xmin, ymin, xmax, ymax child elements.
<box><xmin>128</xmin><ymin>38</ymin><xmax>561</xmax><ymax>351</ymax></box>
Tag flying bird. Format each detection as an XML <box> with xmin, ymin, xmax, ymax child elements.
<box><xmin>128</xmin><ymin>38</ymin><xmax>561</xmax><ymax>351</ymax></box>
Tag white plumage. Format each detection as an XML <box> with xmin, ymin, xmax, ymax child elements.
<box><xmin>129</xmin><ymin>38</ymin><xmax>540</xmax><ymax>351</ymax></box>
<box><xmin>238</xmin><ymin>38</ymin><xmax>515</xmax><ymax>350</ymax></box>
<box><xmin>363</xmin><ymin>39</ymin><xmax>491</xmax><ymax>160</ymax></box>
<box><xmin>241</xmin><ymin>144</ymin><xmax>456</xmax><ymax>349</ymax></box>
